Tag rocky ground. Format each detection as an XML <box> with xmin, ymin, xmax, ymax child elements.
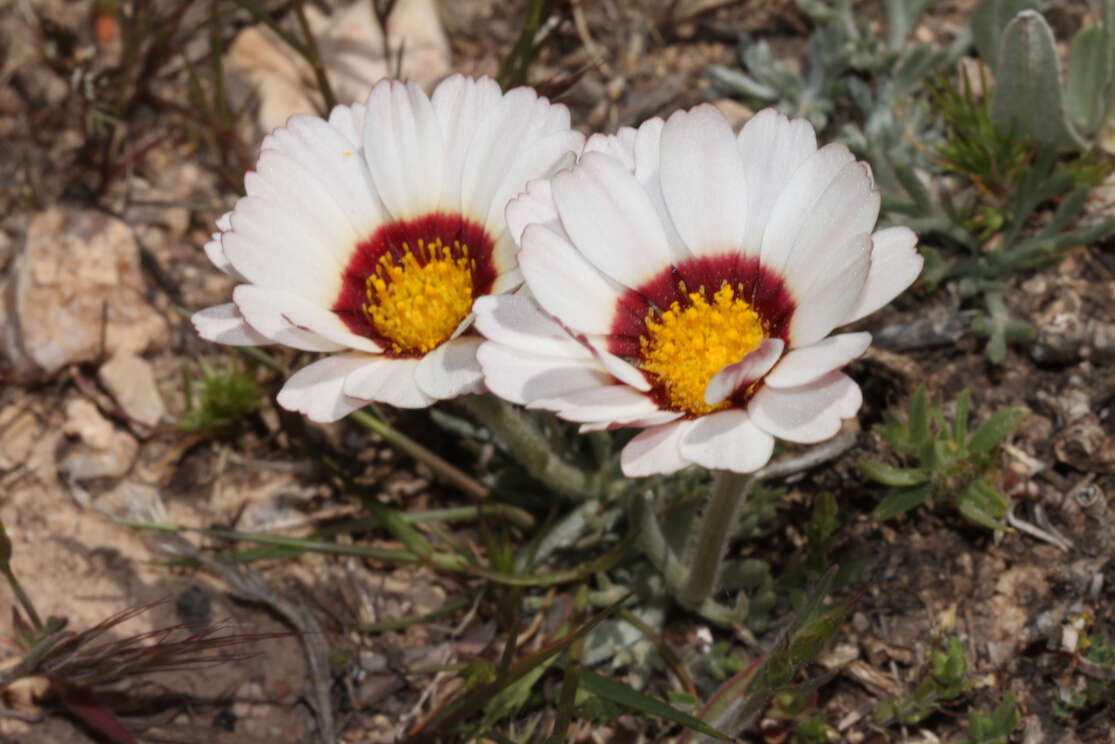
<box><xmin>0</xmin><ymin>0</ymin><xmax>1113</xmax><ymax>742</ymax></box>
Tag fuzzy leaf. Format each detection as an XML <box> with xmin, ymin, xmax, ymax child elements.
<box><xmin>859</xmin><ymin>460</ymin><xmax>931</xmax><ymax>487</ymax></box>
<box><xmin>957</xmin><ymin>479</ymin><xmax>1009</xmax><ymax>529</ymax></box>
<box><xmin>874</xmin><ymin>483</ymin><xmax>933</xmax><ymax>522</ymax></box>
<box><xmin>991</xmin><ymin>11</ymin><xmax>1087</xmax><ymax>148</ymax></box>
<box><xmin>970</xmin><ymin>0</ymin><xmax>1042</xmax><ymax>70</ymax></box>
<box><xmin>966</xmin><ymin>407</ymin><xmax>1025</xmax><ymax>454</ymax></box>
<box><xmin>1066</xmin><ymin>24</ymin><xmax>1108</xmax><ymax>133</ymax></box>
<box><xmin>952</xmin><ymin>389</ymin><xmax>971</xmax><ymax>444</ymax></box>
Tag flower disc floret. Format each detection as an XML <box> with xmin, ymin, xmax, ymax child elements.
<box><xmin>640</xmin><ymin>283</ymin><xmax>765</xmax><ymax>416</ymax></box>
<box><xmin>363</xmin><ymin>238</ymin><xmax>475</xmax><ymax>354</ymax></box>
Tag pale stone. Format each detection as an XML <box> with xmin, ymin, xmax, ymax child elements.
<box><xmin>712</xmin><ymin>98</ymin><xmax>755</xmax><ymax>132</ymax></box>
<box><xmin>59</xmin><ymin>430</ymin><xmax>138</xmax><ymax>481</ymax></box>
<box><xmin>227</xmin><ymin>0</ymin><xmax>451</xmax><ymax>140</ymax></box>
<box><xmin>0</xmin><ymin>406</ymin><xmax>41</xmax><ymax>471</ymax></box>
<box><xmin>62</xmin><ymin>398</ymin><xmax>115</xmax><ymax>451</ymax></box>
<box><xmin>98</xmin><ymin>353</ymin><xmax>166</xmax><ymax>429</ymax></box>
<box><xmin>0</xmin><ymin>208</ymin><xmax>168</xmax><ymax>375</ymax></box>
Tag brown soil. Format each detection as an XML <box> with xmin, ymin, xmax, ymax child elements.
<box><xmin>1</xmin><ymin>1</ymin><xmax>1113</xmax><ymax>742</ymax></box>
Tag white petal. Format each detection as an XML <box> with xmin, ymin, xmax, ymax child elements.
<box><xmin>203</xmin><ymin>232</ymin><xmax>247</xmax><ymax>281</ymax></box>
<box><xmin>477</xmin><ymin>342</ymin><xmax>611</xmax><ymax>406</ymax></box>
<box><xmin>473</xmin><ymin>294</ymin><xmax>591</xmax><ymax>358</ymax></box>
<box><xmin>233</xmin><ymin>285</ymin><xmax>380</xmax><ymax>352</ymax></box>
<box><xmin>632</xmin><ymin>117</ymin><xmax>688</xmax><ymax>256</ymax></box>
<box><xmin>518</xmin><ymin>224</ymin><xmax>627</xmax><ymax>335</ymax></box>
<box><xmin>679</xmin><ymin>410</ymin><xmax>775</xmax><ymax>473</ymax></box>
<box><xmin>505</xmin><ymin>178</ymin><xmax>561</xmax><ymax>247</ymax></box>
<box><xmin>583</xmin><ymin>127</ymin><xmax>637</xmax><ymax>169</ymax></box>
<box><xmin>586</xmin><ymin>342</ymin><xmax>652</xmax><ymax>392</ymax></box>
<box><xmin>659</xmin><ymin>105</ymin><xmax>749</xmax><ymax>257</ymax></box>
<box><xmin>276</xmin><ymin>353</ymin><xmax>371</xmax><ymax>423</ymax></box>
<box><xmin>342</xmin><ymin>356</ymin><xmax>436</xmax><ymax>409</ymax></box>
<box><xmin>620</xmin><ymin>421</ymin><xmax>693</xmax><ymax>477</ymax></box>
<box><xmin>265</xmin><ymin>113</ymin><xmax>386</xmax><ymax>236</ymax></box>
<box><xmin>249</xmin><ymin>149</ymin><xmax>361</xmax><ymax>255</ymax></box>
<box><xmin>222</xmin><ymin>197</ymin><xmax>343</xmax><ymax>304</ymax></box>
<box><xmin>704</xmin><ymin>338</ymin><xmax>784</xmax><ymax>406</ymax></box>
<box><xmin>192</xmin><ymin>303</ymin><xmax>271</xmax><ymax>346</ymax></box>
<box><xmin>232</xmin><ymin>285</ymin><xmax>344</xmax><ymax>352</ymax></box>
<box><xmin>432</xmin><ymin>74</ymin><xmax>504</xmax><ymax>212</ymax></box>
<box><xmin>787</xmin><ymin>233</ymin><xmax>872</xmax><ymax>347</ymax></box>
<box><xmin>483</xmin><ymin>131</ymin><xmax>584</xmax><ymax>242</ymax></box>
<box><xmin>778</xmin><ymin>161</ymin><xmax>879</xmax><ymax>292</ymax></box>
<box><xmin>760</xmin><ymin>143</ymin><xmax>856</xmax><ymax>273</ymax></box>
<box><xmin>748</xmin><ymin>372</ymin><xmax>862</xmax><ymax>443</ymax></box>
<box><xmin>764</xmin><ymin>332</ymin><xmax>871</xmax><ymax>388</ymax></box>
<box><xmin>844</xmin><ymin>226</ymin><xmax>923</xmax><ymax>323</ymax></box>
<box><xmin>580</xmin><ymin>409</ymin><xmax>683</xmax><ymax>432</ymax></box>
<box><xmin>327</xmin><ymin>101</ymin><xmax>367</xmax><ymax>150</ymax></box>
<box><xmin>460</xmin><ymin>87</ymin><xmax>573</xmax><ymax>225</ymax></box>
<box><xmin>535</xmin><ymin>385</ymin><xmax>661</xmax><ymax>423</ymax></box>
<box><xmin>363</xmin><ymin>79</ymin><xmax>445</xmax><ymax>218</ymax></box>
<box><xmin>737</xmin><ymin>109</ymin><xmax>817</xmax><ymax>256</ymax></box>
<box><xmin>414</xmin><ymin>337</ymin><xmax>485</xmax><ymax>399</ymax></box>
<box><xmin>551</xmin><ymin>152</ymin><xmax>681</xmax><ymax>288</ymax></box>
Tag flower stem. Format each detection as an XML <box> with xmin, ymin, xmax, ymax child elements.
<box><xmin>291</xmin><ymin>0</ymin><xmax>337</xmax><ymax>111</ymax></box>
<box><xmin>348</xmin><ymin>408</ymin><xmax>490</xmax><ymax>501</ymax></box>
<box><xmin>2</xmin><ymin>567</ymin><xmax>43</xmax><ymax>633</ymax></box>
<box><xmin>457</xmin><ymin>396</ymin><xmax>604</xmax><ymax>499</ymax></box>
<box><xmin>679</xmin><ymin>470</ymin><xmax>754</xmax><ymax>608</ymax></box>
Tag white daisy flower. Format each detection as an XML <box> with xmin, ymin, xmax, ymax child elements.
<box><xmin>474</xmin><ymin>105</ymin><xmax>923</xmax><ymax>477</ymax></box>
<box><xmin>192</xmin><ymin>75</ymin><xmax>584</xmax><ymax>422</ymax></box>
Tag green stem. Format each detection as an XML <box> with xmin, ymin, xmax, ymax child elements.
<box><xmin>349</xmin><ymin>408</ymin><xmax>490</xmax><ymax>501</ymax></box>
<box><xmin>680</xmin><ymin>470</ymin><xmax>753</xmax><ymax>608</ymax></box>
<box><xmin>358</xmin><ymin>595</ymin><xmax>474</xmax><ymax>634</ymax></box>
<box><xmin>458</xmin><ymin>396</ymin><xmax>604</xmax><ymax>499</ymax></box>
<box><xmin>291</xmin><ymin>0</ymin><xmax>337</xmax><ymax>111</ymax></box>
<box><xmin>3</xmin><ymin>567</ymin><xmax>43</xmax><ymax>633</ymax></box>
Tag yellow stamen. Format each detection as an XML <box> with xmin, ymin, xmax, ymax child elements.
<box><xmin>362</xmin><ymin>238</ymin><xmax>475</xmax><ymax>354</ymax></box>
<box><xmin>639</xmin><ymin>283</ymin><xmax>765</xmax><ymax>416</ymax></box>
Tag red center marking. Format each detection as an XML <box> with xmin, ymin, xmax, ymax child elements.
<box><xmin>332</xmin><ymin>213</ymin><xmax>498</xmax><ymax>357</ymax></box>
<box><xmin>608</xmin><ymin>254</ymin><xmax>796</xmax><ymax>413</ymax></box>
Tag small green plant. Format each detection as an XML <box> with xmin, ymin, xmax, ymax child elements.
<box><xmin>972</xmin><ymin>0</ymin><xmax>1115</xmax><ymax>151</ymax></box>
<box><xmin>1053</xmin><ymin>632</ymin><xmax>1115</xmax><ymax>719</ymax></box>
<box><xmin>875</xmin><ymin>636</ymin><xmax>971</xmax><ymax>725</ymax></box>
<box><xmin>179</xmin><ymin>358</ymin><xmax>263</xmax><ymax>432</ymax></box>
<box><xmin>959</xmin><ymin>693</ymin><xmax>1020</xmax><ymax>744</ymax></box>
<box><xmin>860</xmin><ymin>386</ymin><xmax>1024</xmax><ymax>528</ymax></box>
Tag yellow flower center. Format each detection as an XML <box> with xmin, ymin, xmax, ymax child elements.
<box><xmin>362</xmin><ymin>238</ymin><xmax>475</xmax><ymax>355</ymax></box>
<box><xmin>639</xmin><ymin>283</ymin><xmax>766</xmax><ymax>416</ymax></box>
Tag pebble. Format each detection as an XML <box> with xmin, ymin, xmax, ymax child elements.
<box><xmin>226</xmin><ymin>0</ymin><xmax>451</xmax><ymax>142</ymax></box>
<box><xmin>59</xmin><ymin>429</ymin><xmax>138</xmax><ymax>481</ymax></box>
<box><xmin>98</xmin><ymin>353</ymin><xmax>167</xmax><ymax>429</ymax></box>
<box><xmin>62</xmin><ymin>398</ymin><xmax>115</xmax><ymax>451</ymax></box>
<box><xmin>0</xmin><ymin>207</ymin><xmax>167</xmax><ymax>375</ymax></box>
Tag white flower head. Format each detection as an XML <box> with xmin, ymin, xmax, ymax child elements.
<box><xmin>476</xmin><ymin>105</ymin><xmax>924</xmax><ymax>477</ymax></box>
<box><xmin>192</xmin><ymin>75</ymin><xmax>584</xmax><ymax>422</ymax></box>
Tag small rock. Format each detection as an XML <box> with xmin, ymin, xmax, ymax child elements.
<box><xmin>227</xmin><ymin>0</ymin><xmax>451</xmax><ymax>141</ymax></box>
<box><xmin>62</xmin><ymin>398</ymin><xmax>115</xmax><ymax>450</ymax></box>
<box><xmin>94</xmin><ymin>480</ymin><xmax>166</xmax><ymax>521</ymax></box>
<box><xmin>1031</xmin><ymin>312</ymin><xmax>1086</xmax><ymax>366</ymax></box>
<box><xmin>98</xmin><ymin>353</ymin><xmax>166</xmax><ymax>429</ymax></box>
<box><xmin>176</xmin><ymin>585</ymin><xmax>213</xmax><ymax>631</ymax></box>
<box><xmin>1091</xmin><ymin>321</ymin><xmax>1115</xmax><ymax>366</ymax></box>
<box><xmin>0</xmin><ymin>406</ymin><xmax>41</xmax><ymax>471</ymax></box>
<box><xmin>712</xmin><ymin>98</ymin><xmax>754</xmax><ymax>131</ymax></box>
<box><xmin>59</xmin><ymin>430</ymin><xmax>138</xmax><ymax>481</ymax></box>
<box><xmin>1054</xmin><ymin>414</ymin><xmax>1115</xmax><ymax>472</ymax></box>
<box><xmin>0</xmin><ymin>208</ymin><xmax>168</xmax><ymax>375</ymax></box>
